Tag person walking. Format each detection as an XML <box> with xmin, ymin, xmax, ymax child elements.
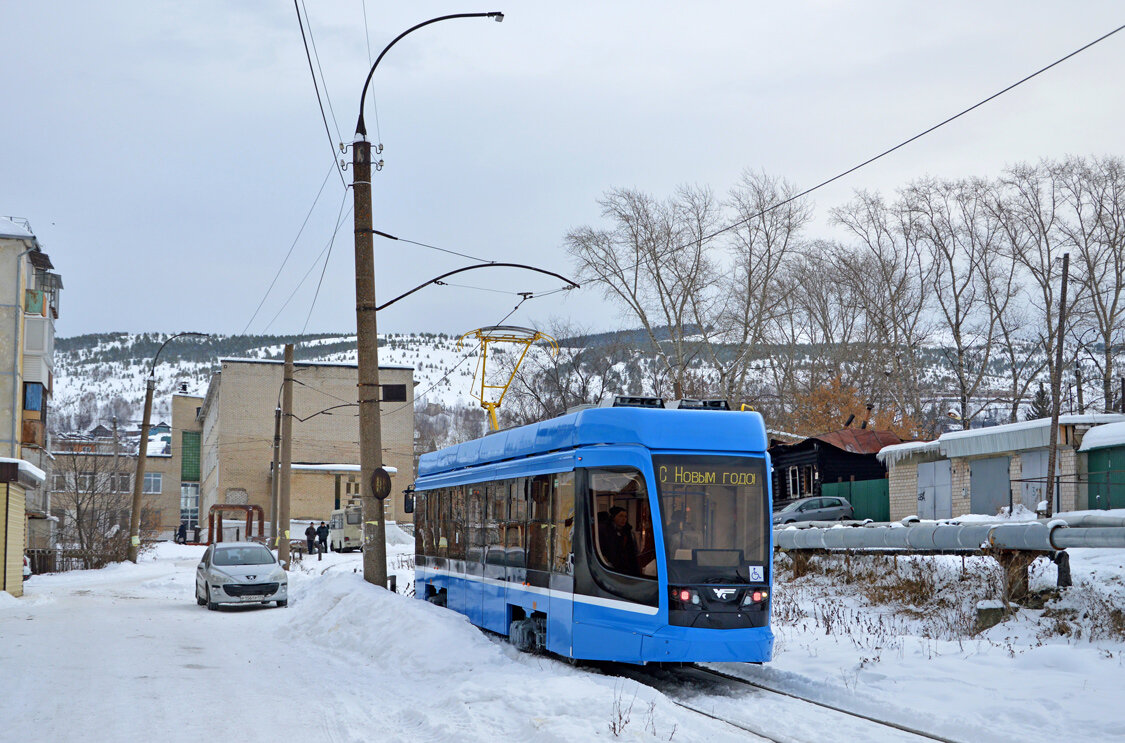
<box><xmin>176</xmin><ymin>521</ymin><xmax>188</xmax><ymax>545</ymax></box>
<box><xmin>304</xmin><ymin>523</ymin><xmax>317</xmax><ymax>554</ymax></box>
<box><xmin>316</xmin><ymin>521</ymin><xmax>329</xmax><ymax>554</ymax></box>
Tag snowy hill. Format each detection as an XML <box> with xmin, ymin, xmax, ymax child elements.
<box><xmin>53</xmin><ymin>331</ymin><xmax>483</xmax><ymax>431</ymax></box>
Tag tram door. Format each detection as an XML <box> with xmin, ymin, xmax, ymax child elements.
<box><xmin>547</xmin><ymin>473</ymin><xmax>575</xmax><ymax>656</ymax></box>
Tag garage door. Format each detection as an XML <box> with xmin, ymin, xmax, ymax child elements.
<box><xmin>970</xmin><ymin>456</ymin><xmax>1010</xmax><ymax>516</ymax></box>
<box><xmin>917</xmin><ymin>460</ymin><xmax>952</xmax><ymax>520</ymax></box>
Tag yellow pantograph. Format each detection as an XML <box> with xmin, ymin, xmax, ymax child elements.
<box><xmin>457</xmin><ymin>325</ymin><xmax>558</xmax><ymax>431</ymax></box>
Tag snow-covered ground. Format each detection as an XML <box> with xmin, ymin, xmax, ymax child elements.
<box><xmin>4</xmin><ymin>536</ymin><xmax>1124</xmax><ymax>742</ymax></box>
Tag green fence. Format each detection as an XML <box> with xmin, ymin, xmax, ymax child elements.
<box><xmin>822</xmin><ymin>479</ymin><xmax>890</xmax><ymax>522</ymax></box>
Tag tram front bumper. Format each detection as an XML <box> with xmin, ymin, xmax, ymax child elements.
<box><xmin>640</xmin><ymin>625</ymin><xmax>774</xmax><ymax>663</ymax></box>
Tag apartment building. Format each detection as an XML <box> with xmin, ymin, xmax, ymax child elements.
<box><xmin>48</xmin><ymin>392</ymin><xmax>206</xmax><ymax>543</ymax></box>
<box><xmin>1</xmin><ymin>218</ymin><xmax>61</xmax><ymax>596</ymax></box>
<box><xmin>199</xmin><ymin>359</ymin><xmax>414</xmax><ymax>530</ymax></box>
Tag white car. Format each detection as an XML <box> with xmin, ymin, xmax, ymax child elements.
<box><xmin>23</xmin><ymin>554</ymin><xmax>31</xmax><ymax>581</ymax></box>
<box><xmin>195</xmin><ymin>542</ymin><xmax>288</xmax><ymax>610</ymax></box>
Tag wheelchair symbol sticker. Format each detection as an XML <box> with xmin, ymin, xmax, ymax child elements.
<box><xmin>748</xmin><ymin>565</ymin><xmax>765</xmax><ymax>582</ymax></box>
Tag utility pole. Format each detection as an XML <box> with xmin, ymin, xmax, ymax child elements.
<box><xmin>111</xmin><ymin>416</ymin><xmax>119</xmax><ymax>495</ymax></box>
<box><xmin>1045</xmin><ymin>252</ymin><xmax>1069</xmax><ymax>518</ymax></box>
<box><xmin>278</xmin><ymin>345</ymin><xmax>294</xmax><ymax>568</ymax></box>
<box><xmin>1075</xmin><ymin>365</ymin><xmax>1084</xmax><ymax>414</ymax></box>
<box><xmin>353</xmin><ymin>136</ymin><xmax>388</xmax><ymax>588</ymax></box>
<box><xmin>127</xmin><ymin>376</ymin><xmax>155</xmax><ymax>563</ymax></box>
<box><xmin>270</xmin><ymin>405</ymin><xmax>281</xmax><ymax>547</ymax></box>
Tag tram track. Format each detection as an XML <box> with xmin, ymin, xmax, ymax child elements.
<box><xmin>603</xmin><ymin>662</ymin><xmax>967</xmax><ymax>743</ymax></box>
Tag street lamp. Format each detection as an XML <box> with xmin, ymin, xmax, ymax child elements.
<box><xmin>352</xmin><ymin>12</ymin><xmax>503</xmax><ymax>588</ymax></box>
<box><xmin>127</xmin><ymin>331</ymin><xmax>208</xmax><ymax>563</ymax></box>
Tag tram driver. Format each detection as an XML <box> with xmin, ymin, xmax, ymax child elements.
<box><xmin>599</xmin><ymin>506</ymin><xmax>640</xmax><ymax>575</ymax></box>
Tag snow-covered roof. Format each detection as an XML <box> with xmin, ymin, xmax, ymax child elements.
<box><xmin>0</xmin><ymin>456</ymin><xmax>47</xmax><ymax>485</ymax></box>
<box><xmin>290</xmin><ymin>464</ymin><xmax>398</xmax><ymax>474</ymax></box>
<box><xmin>877</xmin><ymin>439</ymin><xmax>941</xmax><ymax>466</ymax></box>
<box><xmin>941</xmin><ymin>414</ymin><xmax>1125</xmax><ymax>459</ymax></box>
<box><xmin>1079</xmin><ymin>421</ymin><xmax>1125</xmax><ymax>452</ymax></box>
<box><xmin>878</xmin><ymin>414</ymin><xmax>1125</xmax><ymax>465</ymax></box>
<box><xmin>0</xmin><ymin>217</ymin><xmax>34</xmax><ymax>240</ymax></box>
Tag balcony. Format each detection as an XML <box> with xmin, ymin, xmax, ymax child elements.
<box><xmin>22</xmin><ymin>418</ymin><xmax>46</xmax><ymax>448</ymax></box>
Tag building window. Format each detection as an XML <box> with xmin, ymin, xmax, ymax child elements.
<box><xmin>181</xmin><ymin>483</ymin><xmax>200</xmax><ymax>528</ymax></box>
<box><xmin>381</xmin><ymin>384</ymin><xmax>407</xmax><ymax>402</ymax></box>
<box><xmin>51</xmin><ymin>473</ymin><xmax>67</xmax><ymax>491</ymax></box>
<box><xmin>23</xmin><ymin>382</ymin><xmax>45</xmax><ymax>413</ymax></box>
<box><xmin>181</xmin><ymin>431</ymin><xmax>201</xmax><ymax>481</ymax></box>
<box><xmin>114</xmin><ymin>473</ymin><xmax>131</xmax><ymax>493</ymax></box>
<box><xmin>77</xmin><ymin>471</ymin><xmax>95</xmax><ymax>491</ymax></box>
<box><xmin>143</xmin><ymin>472</ymin><xmax>162</xmax><ymax>494</ymax></box>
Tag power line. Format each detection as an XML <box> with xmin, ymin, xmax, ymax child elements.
<box><xmin>241</xmin><ymin>162</ymin><xmax>336</xmax><ymax>335</ymax></box>
<box><xmin>360</xmin><ymin>0</ymin><xmax>382</xmax><ymax>144</ymax></box>
<box><xmin>609</xmin><ymin>22</ymin><xmax>1125</xmax><ymax>274</ymax></box>
<box><xmin>383</xmin><ymin>295</ymin><xmax>533</xmax><ymax>416</ymax></box>
<box><xmin>263</xmin><ymin>203</ymin><xmax>354</xmax><ymax>334</ymax></box>
<box><xmin>373</xmin><ymin>229</ymin><xmax>494</xmax><ymax>263</ymax></box>
<box><xmin>293</xmin><ymin>0</ymin><xmax>346</xmax><ymax>187</ymax></box>
<box><xmin>301</xmin><ymin>189</ymin><xmax>350</xmax><ymax>333</ymax></box>
<box><xmin>300</xmin><ymin>0</ymin><xmax>342</xmax><ymax>142</ymax></box>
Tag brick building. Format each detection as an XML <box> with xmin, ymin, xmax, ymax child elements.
<box><xmin>1</xmin><ymin>218</ymin><xmax>61</xmax><ymax>596</ymax></box>
<box><xmin>198</xmin><ymin>359</ymin><xmax>414</xmax><ymax>530</ymax></box>
<box><xmin>877</xmin><ymin>414</ymin><xmax>1125</xmax><ymax>520</ymax></box>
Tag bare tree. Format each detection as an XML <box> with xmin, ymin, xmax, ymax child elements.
<box><xmin>566</xmin><ymin>186</ymin><xmax>719</xmax><ymax>398</ymax></box>
<box><xmin>832</xmin><ymin>190</ymin><xmax>933</xmax><ymax>421</ymax></box>
<box><xmin>706</xmin><ymin>171</ymin><xmax>812</xmax><ymax>404</ymax></box>
<box><xmin>1057</xmin><ymin>155</ymin><xmax>1125</xmax><ymax>411</ymax></box>
<box><xmin>51</xmin><ymin>444</ymin><xmax>155</xmax><ymax>569</ymax></box>
<box><xmin>989</xmin><ymin>161</ymin><xmax>1084</xmax><ymax>419</ymax></box>
<box><xmin>983</xmin><ymin>241</ymin><xmax>1046</xmax><ymax>422</ymax></box>
<box><xmin>499</xmin><ymin>320</ymin><xmax>627</xmax><ymax>424</ymax></box>
<box><xmin>904</xmin><ymin>176</ymin><xmax>1004</xmax><ymax>427</ymax></box>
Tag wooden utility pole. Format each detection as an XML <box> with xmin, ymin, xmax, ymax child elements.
<box><xmin>1045</xmin><ymin>252</ymin><xmax>1070</xmax><ymax>518</ymax></box>
<box><xmin>111</xmin><ymin>416</ymin><xmax>119</xmax><ymax>493</ymax></box>
<box><xmin>278</xmin><ymin>344</ymin><xmax>294</xmax><ymax>568</ymax></box>
<box><xmin>127</xmin><ymin>377</ymin><xmax>155</xmax><ymax>563</ymax></box>
<box><xmin>1075</xmin><ymin>365</ymin><xmax>1084</xmax><ymax>414</ymax></box>
<box><xmin>270</xmin><ymin>405</ymin><xmax>281</xmax><ymax>547</ymax></box>
<box><xmin>353</xmin><ymin>137</ymin><xmax>388</xmax><ymax>588</ymax></box>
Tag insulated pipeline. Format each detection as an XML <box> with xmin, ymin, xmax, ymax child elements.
<box><xmin>775</xmin><ymin>522</ymin><xmax>1125</xmax><ymax>552</ymax></box>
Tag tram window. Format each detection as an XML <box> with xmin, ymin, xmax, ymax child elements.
<box><xmin>436</xmin><ymin>488</ymin><xmax>449</xmax><ymax>558</ymax></box>
<box><xmin>484</xmin><ymin>524</ymin><xmax>504</xmax><ymax>565</ymax></box>
<box><xmin>450</xmin><ymin>486</ymin><xmax>466</xmax><ymax>560</ymax></box>
<box><xmin>589</xmin><ymin>468</ymin><xmax>656</xmax><ymax>580</ymax></box>
<box><xmin>511</xmin><ymin>478</ymin><xmax>528</xmax><ymax>522</ymax></box>
<box><xmin>654</xmin><ymin>455</ymin><xmax>768</xmax><ymax>584</ymax></box>
<box><xmin>529</xmin><ymin>475</ymin><xmax>551</xmax><ymax>522</ymax></box>
<box><xmin>488</xmin><ymin>482</ymin><xmax>507</xmax><ymax>522</ymax></box>
<box><xmin>468</xmin><ymin>485</ymin><xmax>485</xmax><ymax>524</ymax></box>
<box><xmin>552</xmin><ymin>472</ymin><xmax>575</xmax><ymax>575</ymax></box>
<box><xmin>504</xmin><ymin>522</ymin><xmax>525</xmax><ymax>569</ymax></box>
<box><xmin>414</xmin><ymin>492</ymin><xmax>426</xmax><ymax>556</ymax></box>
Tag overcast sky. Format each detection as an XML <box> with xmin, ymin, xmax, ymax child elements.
<box><xmin>3</xmin><ymin>2</ymin><xmax>1123</xmax><ymax>339</ymax></box>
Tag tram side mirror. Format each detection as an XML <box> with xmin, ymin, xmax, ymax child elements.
<box><xmin>403</xmin><ymin>493</ymin><xmax>415</xmax><ymax>514</ymax></box>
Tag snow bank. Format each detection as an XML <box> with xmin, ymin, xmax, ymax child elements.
<box><xmin>385</xmin><ymin>521</ymin><xmax>412</xmax><ymax>546</ymax></box>
<box><xmin>278</xmin><ymin>572</ymin><xmax>728</xmax><ymax>741</ymax></box>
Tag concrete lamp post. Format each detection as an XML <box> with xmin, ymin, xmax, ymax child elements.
<box><xmin>350</xmin><ymin>11</ymin><xmax>503</xmax><ymax>589</ymax></box>
<box><xmin>127</xmin><ymin>331</ymin><xmax>208</xmax><ymax>563</ymax></box>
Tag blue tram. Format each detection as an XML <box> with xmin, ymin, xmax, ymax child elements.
<box><xmin>409</xmin><ymin>405</ymin><xmax>773</xmax><ymax>664</ymax></box>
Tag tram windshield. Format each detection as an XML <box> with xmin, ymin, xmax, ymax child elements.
<box><xmin>653</xmin><ymin>455</ymin><xmax>769</xmax><ymax>584</ymax></box>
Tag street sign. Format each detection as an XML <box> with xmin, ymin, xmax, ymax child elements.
<box><xmin>370</xmin><ymin>467</ymin><xmax>392</xmax><ymax>500</ymax></box>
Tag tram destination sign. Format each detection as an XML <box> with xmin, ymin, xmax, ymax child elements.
<box><xmin>657</xmin><ymin>461</ymin><xmax>759</xmax><ymax>487</ymax></box>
